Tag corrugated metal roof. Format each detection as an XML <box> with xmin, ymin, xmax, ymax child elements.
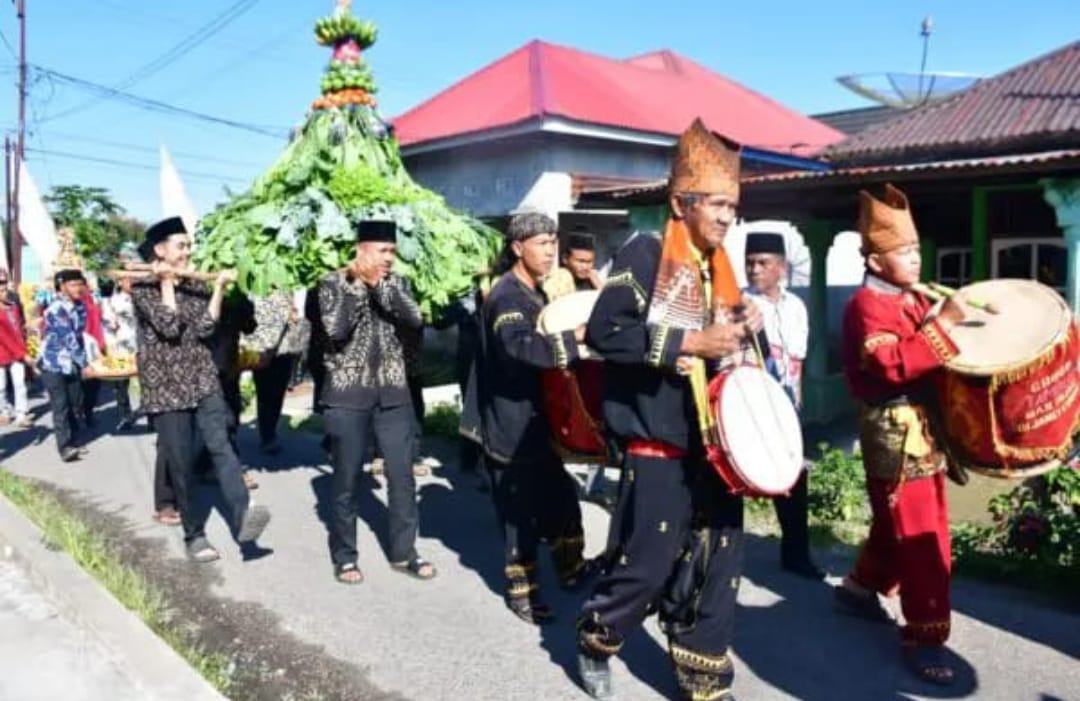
<box><xmin>812</xmin><ymin>106</ymin><xmax>902</xmax><ymax>136</ymax></box>
<box><xmin>392</xmin><ymin>40</ymin><xmax>843</xmax><ymax>155</ymax></box>
<box><xmin>580</xmin><ymin>149</ymin><xmax>1080</xmax><ymax>203</ymax></box>
<box><xmin>827</xmin><ymin>41</ymin><xmax>1080</xmax><ymax>164</ymax></box>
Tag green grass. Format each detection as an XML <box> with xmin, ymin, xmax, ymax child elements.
<box><xmin>0</xmin><ymin>469</ymin><xmax>234</xmax><ymax>693</ymax></box>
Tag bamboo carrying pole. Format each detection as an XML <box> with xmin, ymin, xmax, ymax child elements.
<box><xmin>107</xmin><ymin>262</ymin><xmax>236</xmax><ymax>284</ymax></box>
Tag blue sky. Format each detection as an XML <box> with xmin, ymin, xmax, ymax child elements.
<box><xmin>0</xmin><ymin>0</ymin><xmax>1077</xmax><ymax>223</ymax></box>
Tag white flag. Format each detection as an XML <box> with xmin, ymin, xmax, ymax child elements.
<box><xmin>17</xmin><ymin>159</ymin><xmax>58</xmax><ymax>280</ymax></box>
<box><xmin>159</xmin><ymin>145</ymin><xmax>198</xmax><ymax>237</ymax></box>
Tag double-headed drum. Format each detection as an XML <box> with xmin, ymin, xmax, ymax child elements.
<box><xmin>935</xmin><ymin>279</ymin><xmax>1080</xmax><ymax>478</ymax></box>
<box><xmin>536</xmin><ymin>290</ymin><xmax>608</xmax><ymax>463</ymax></box>
<box><xmin>706</xmin><ymin>365</ymin><xmax>804</xmax><ymax>496</ymax></box>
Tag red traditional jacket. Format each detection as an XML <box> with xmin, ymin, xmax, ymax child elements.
<box><xmin>841</xmin><ymin>275</ymin><xmax>958</xmax><ymax>405</ymax></box>
<box><xmin>842</xmin><ymin>275</ymin><xmax>960</xmax><ymax>481</ymax></box>
<box><xmin>0</xmin><ymin>295</ymin><xmax>27</xmax><ymax>365</ymax></box>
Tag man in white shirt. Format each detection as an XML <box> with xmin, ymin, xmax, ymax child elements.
<box><xmin>743</xmin><ymin>232</ymin><xmax>823</xmax><ymax>580</ymax></box>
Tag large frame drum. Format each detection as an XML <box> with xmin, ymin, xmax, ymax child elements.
<box><xmin>935</xmin><ymin>279</ymin><xmax>1080</xmax><ymax>478</ymax></box>
<box><xmin>706</xmin><ymin>365</ymin><xmax>804</xmax><ymax>496</ymax></box>
<box><xmin>536</xmin><ymin>291</ymin><xmax>608</xmax><ymax>463</ymax></box>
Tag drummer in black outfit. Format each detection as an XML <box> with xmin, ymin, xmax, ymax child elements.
<box><xmin>475</xmin><ymin>211</ymin><xmax>593</xmax><ymax>624</ymax></box>
<box><xmin>575</xmin><ymin>121</ymin><xmax>761</xmax><ymax>701</ymax></box>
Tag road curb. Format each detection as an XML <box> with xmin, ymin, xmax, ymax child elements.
<box><xmin>0</xmin><ymin>490</ymin><xmax>226</xmax><ymax>701</ymax></box>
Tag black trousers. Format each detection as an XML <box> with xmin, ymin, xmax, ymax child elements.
<box><xmin>408</xmin><ymin>376</ymin><xmax>424</xmax><ymax>463</ymax></box>
<box><xmin>580</xmin><ymin>450</ymin><xmax>744</xmax><ymax>671</ymax></box>
<box><xmin>41</xmin><ymin>371</ymin><xmax>83</xmax><ymax>453</ymax></box>
<box><xmin>310</xmin><ymin>352</ymin><xmax>325</xmax><ymax>415</ymax></box>
<box><xmin>774</xmin><ymin>469</ymin><xmax>811</xmax><ymax>563</ymax></box>
<box><xmin>254</xmin><ymin>354</ymin><xmax>296</xmax><ymax>445</ymax></box>
<box><xmin>485</xmin><ymin>446</ymin><xmax>585</xmax><ymax>585</ymax></box>
<box><xmin>153</xmin><ymin>393</ymin><xmax>250</xmax><ymax>545</ymax></box>
<box><xmin>81</xmin><ymin>378</ymin><xmax>100</xmax><ymax>423</ymax></box>
<box><xmin>114</xmin><ymin>379</ymin><xmax>133</xmax><ymax>420</ymax></box>
<box><xmin>325</xmin><ymin>403</ymin><xmax>419</xmax><ymax>565</ymax></box>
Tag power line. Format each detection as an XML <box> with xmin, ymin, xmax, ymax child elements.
<box><xmin>120</xmin><ymin>0</ymin><xmax>260</xmax><ymax>89</ymax></box>
<box><xmin>31</xmin><ymin>65</ymin><xmax>290</xmax><ymax>139</ymax></box>
<box><xmin>42</xmin><ymin>0</ymin><xmax>261</xmax><ymax>123</ymax></box>
<box><xmin>35</xmin><ymin>129</ymin><xmax>269</xmax><ymax>168</ymax></box>
<box><xmin>24</xmin><ymin>146</ymin><xmax>251</xmax><ymax>185</ymax></box>
<box><xmin>0</xmin><ymin>28</ymin><xmax>16</xmax><ymax>60</ymax></box>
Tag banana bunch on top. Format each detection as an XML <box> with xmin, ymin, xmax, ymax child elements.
<box><xmin>314</xmin><ymin>14</ymin><xmax>378</xmax><ymax>49</ymax></box>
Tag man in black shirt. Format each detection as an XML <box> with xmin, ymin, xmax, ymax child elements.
<box><xmin>318</xmin><ymin>220</ymin><xmax>435</xmax><ymax>584</ymax></box>
<box><xmin>575</xmin><ymin>121</ymin><xmax>762</xmax><ymax>701</ymax></box>
<box><xmin>476</xmin><ymin>211</ymin><xmax>591</xmax><ymax>624</ymax></box>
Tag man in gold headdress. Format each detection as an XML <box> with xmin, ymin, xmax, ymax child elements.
<box><xmin>835</xmin><ymin>183</ymin><xmax>965</xmax><ymax>686</ymax></box>
<box><xmin>574</xmin><ymin>119</ymin><xmax>763</xmax><ymax>701</ymax></box>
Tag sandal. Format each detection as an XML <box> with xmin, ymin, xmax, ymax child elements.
<box><xmin>834</xmin><ymin>584</ymin><xmax>895</xmax><ymax>624</ymax></box>
<box><xmin>186</xmin><ymin>538</ymin><xmax>220</xmax><ymax>563</ymax></box>
<box><xmin>243</xmin><ymin>472</ymin><xmax>259</xmax><ymax>490</ymax></box>
<box><xmin>903</xmin><ymin>645</ymin><xmax>956</xmax><ymax>686</ymax></box>
<box><xmin>412</xmin><ymin>464</ymin><xmax>431</xmax><ymax>477</ymax></box>
<box><xmin>152</xmin><ymin>507</ymin><xmax>182</xmax><ymax>527</ymax></box>
<box><xmin>335</xmin><ymin>562</ymin><xmax>364</xmax><ymax>585</ymax></box>
<box><xmin>391</xmin><ymin>557</ymin><xmax>437</xmax><ymax>580</ymax></box>
<box><xmin>506</xmin><ymin>595</ymin><xmax>556</xmax><ymax>625</ymax></box>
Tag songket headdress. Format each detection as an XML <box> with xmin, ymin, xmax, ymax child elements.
<box><xmin>857</xmin><ymin>183</ymin><xmax>919</xmax><ymax>254</ymax></box>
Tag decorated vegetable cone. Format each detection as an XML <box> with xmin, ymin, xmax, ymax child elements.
<box><xmin>194</xmin><ymin>0</ymin><xmax>501</xmax><ymax>322</ymax></box>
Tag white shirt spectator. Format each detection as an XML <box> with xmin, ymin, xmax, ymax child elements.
<box><xmin>742</xmin><ymin>286</ymin><xmax>808</xmax><ymax>408</ymax></box>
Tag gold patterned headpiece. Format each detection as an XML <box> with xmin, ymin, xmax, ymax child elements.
<box><xmin>857</xmin><ymin>183</ymin><xmax>919</xmax><ymax>254</ymax></box>
<box><xmin>669</xmin><ymin>118</ymin><xmax>741</xmax><ymax>199</ymax></box>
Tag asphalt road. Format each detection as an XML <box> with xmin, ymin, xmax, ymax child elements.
<box><xmin>1</xmin><ymin>397</ymin><xmax>1077</xmax><ymax>700</ymax></box>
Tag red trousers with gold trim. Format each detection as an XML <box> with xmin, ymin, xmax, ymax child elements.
<box><xmin>850</xmin><ymin>472</ymin><xmax>951</xmax><ymax>646</ymax></box>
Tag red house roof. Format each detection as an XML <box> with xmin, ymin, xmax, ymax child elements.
<box><xmin>828</xmin><ymin>41</ymin><xmax>1080</xmax><ymax>164</ymax></box>
<box><xmin>392</xmin><ymin>40</ymin><xmax>843</xmax><ymax>156</ymax></box>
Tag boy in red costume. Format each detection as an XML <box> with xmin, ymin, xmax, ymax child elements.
<box><xmin>836</xmin><ymin>183</ymin><xmax>967</xmax><ymax>686</ymax></box>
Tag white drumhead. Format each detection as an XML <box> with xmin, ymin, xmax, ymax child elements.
<box><xmin>938</xmin><ymin>279</ymin><xmax>1072</xmax><ymax>376</ymax></box>
<box><xmin>717</xmin><ymin>366</ymin><xmax>803</xmax><ymax>495</ymax></box>
<box><xmin>537</xmin><ymin>290</ymin><xmax>600</xmax><ymax>359</ymax></box>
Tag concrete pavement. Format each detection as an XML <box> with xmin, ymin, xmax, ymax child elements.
<box><xmin>1</xmin><ymin>395</ymin><xmax>1078</xmax><ymax>700</ymax></box>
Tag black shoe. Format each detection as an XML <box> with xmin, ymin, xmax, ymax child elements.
<box><xmin>60</xmin><ymin>447</ymin><xmax>81</xmax><ymax>462</ymax></box>
<box><xmin>781</xmin><ymin>557</ymin><xmax>826</xmax><ymax>580</ymax></box>
<box><xmin>577</xmin><ymin>653</ymin><xmax>614</xmax><ymax>700</ymax></box>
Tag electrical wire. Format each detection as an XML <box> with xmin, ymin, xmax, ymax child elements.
<box><xmin>31</xmin><ymin>65</ymin><xmax>290</xmax><ymax>139</ymax></box>
<box><xmin>24</xmin><ymin>146</ymin><xmax>250</xmax><ymax>184</ymax></box>
<box><xmin>41</xmin><ymin>0</ymin><xmax>260</xmax><ymax>123</ymax></box>
<box><xmin>35</xmin><ymin>130</ymin><xmax>268</xmax><ymax>168</ymax></box>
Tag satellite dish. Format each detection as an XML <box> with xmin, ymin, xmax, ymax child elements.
<box><xmin>837</xmin><ymin>16</ymin><xmax>981</xmax><ymax>109</ymax></box>
<box><xmin>837</xmin><ymin>72</ymin><xmax>981</xmax><ymax>109</ymax></box>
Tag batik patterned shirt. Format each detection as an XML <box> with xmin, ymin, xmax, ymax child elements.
<box><xmin>38</xmin><ymin>298</ymin><xmax>87</xmax><ymax>376</ymax></box>
<box><xmin>317</xmin><ymin>271</ymin><xmax>422</xmax><ymax>410</ymax></box>
<box><xmin>132</xmin><ymin>280</ymin><xmax>221</xmax><ymax>414</ymax></box>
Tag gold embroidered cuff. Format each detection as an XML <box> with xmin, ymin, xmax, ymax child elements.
<box><xmin>921</xmin><ymin>320</ymin><xmax>958</xmax><ymax>362</ymax></box>
<box><xmin>669</xmin><ymin>643</ymin><xmax>733</xmax><ymax>674</ymax></box>
<box><xmin>862</xmin><ymin>332</ymin><xmax>899</xmax><ymax>358</ymax></box>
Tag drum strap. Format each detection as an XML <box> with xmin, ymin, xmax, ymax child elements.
<box><xmin>627</xmin><ymin>439</ymin><xmax>687</xmax><ymax>460</ymax></box>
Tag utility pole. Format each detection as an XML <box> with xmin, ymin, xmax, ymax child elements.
<box><xmin>4</xmin><ymin>135</ymin><xmax>11</xmax><ymax>270</ymax></box>
<box><xmin>11</xmin><ymin>0</ymin><xmax>25</xmax><ymax>283</ymax></box>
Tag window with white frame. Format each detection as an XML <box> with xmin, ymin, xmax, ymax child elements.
<box><xmin>991</xmin><ymin>238</ymin><xmax>1067</xmax><ymax>294</ymax></box>
<box><xmin>937</xmin><ymin>247</ymin><xmax>973</xmax><ymax>289</ymax></box>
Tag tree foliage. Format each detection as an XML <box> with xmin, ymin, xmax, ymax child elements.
<box><xmin>43</xmin><ymin>185</ymin><xmax>145</xmax><ymax>272</ymax></box>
